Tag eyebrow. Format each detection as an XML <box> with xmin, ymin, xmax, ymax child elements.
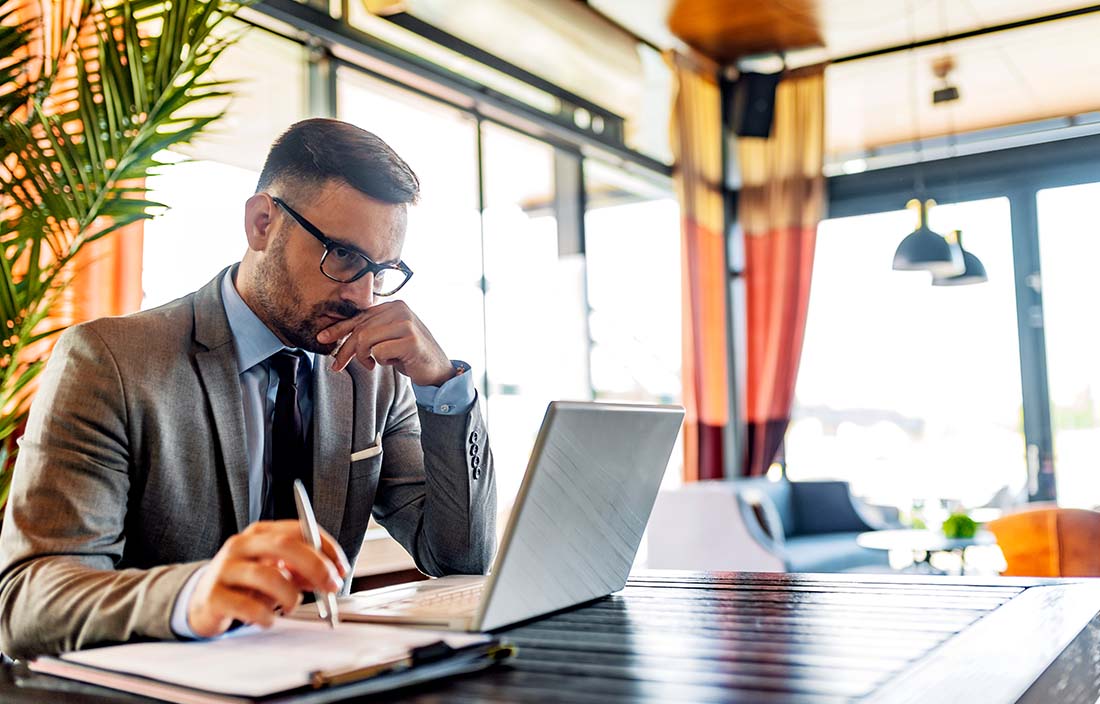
<box><xmin>329</xmin><ymin>235</ymin><xmax>401</xmax><ymax>267</ymax></box>
<box><xmin>297</xmin><ymin>212</ymin><xmax>400</xmax><ymax>267</ymax></box>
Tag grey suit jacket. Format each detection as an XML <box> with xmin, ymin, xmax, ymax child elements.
<box><xmin>0</xmin><ymin>271</ymin><xmax>496</xmax><ymax>658</ymax></box>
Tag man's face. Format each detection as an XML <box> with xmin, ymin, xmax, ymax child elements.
<box><xmin>251</xmin><ymin>180</ymin><xmax>408</xmax><ymax>354</ymax></box>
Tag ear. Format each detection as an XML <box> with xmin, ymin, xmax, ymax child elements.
<box><xmin>244</xmin><ymin>193</ymin><xmax>277</xmax><ymax>252</ymax></box>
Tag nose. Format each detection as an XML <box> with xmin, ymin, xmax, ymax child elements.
<box><xmin>339</xmin><ymin>271</ymin><xmax>375</xmax><ymax>309</ymax></box>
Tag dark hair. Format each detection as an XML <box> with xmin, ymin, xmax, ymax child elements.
<box><xmin>256</xmin><ymin>118</ymin><xmax>419</xmax><ymax>205</ymax></box>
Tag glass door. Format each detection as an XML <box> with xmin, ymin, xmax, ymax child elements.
<box><xmin>787</xmin><ymin>197</ymin><xmax>1027</xmax><ymax>514</ymax></box>
<box><xmin>1037</xmin><ymin>182</ymin><xmax>1100</xmax><ymax>508</ymax></box>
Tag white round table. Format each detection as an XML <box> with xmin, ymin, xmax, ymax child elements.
<box><xmin>857</xmin><ymin>528</ymin><xmax>997</xmax><ymax>574</ymax></box>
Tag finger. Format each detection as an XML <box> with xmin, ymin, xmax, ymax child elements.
<box><xmin>243</xmin><ymin>587</ymin><xmax>283</xmax><ymax>614</ymax></box>
<box><xmin>220</xmin><ymin>560</ymin><xmax>303</xmax><ymax>614</ymax></box>
<box><xmin>228</xmin><ymin>529</ymin><xmax>344</xmax><ymax>593</ymax></box>
<box><xmin>333</xmin><ymin>321</ymin><xmax>412</xmax><ymax>372</ymax></box>
<box><xmin>315</xmin><ymin>311</ymin><xmax>373</xmax><ymax>346</ymax></box>
<box><xmin>331</xmin><ymin>336</ymin><xmax>359</xmax><ymax>372</ymax></box>
<box><xmin>317</xmin><ymin>301</ymin><xmax>403</xmax><ymax>345</ymax></box>
<box><xmin>317</xmin><ymin>528</ymin><xmax>351</xmax><ymax>577</ymax></box>
<box><xmin>368</xmin><ymin>338</ymin><xmax>410</xmax><ymax>368</ymax></box>
<box><xmin>214</xmin><ymin>584</ymin><xmax>278</xmax><ymax>629</ymax></box>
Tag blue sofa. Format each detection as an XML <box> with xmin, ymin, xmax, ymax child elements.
<box><xmin>735</xmin><ymin>478</ymin><xmax>899</xmax><ymax>573</ymax></box>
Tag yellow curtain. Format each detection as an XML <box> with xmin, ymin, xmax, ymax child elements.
<box><xmin>668</xmin><ymin>51</ymin><xmax>729</xmax><ymax>482</ymax></box>
<box><xmin>738</xmin><ymin>66</ymin><xmax>825</xmax><ymax>476</ymax></box>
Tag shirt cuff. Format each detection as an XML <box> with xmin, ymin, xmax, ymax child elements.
<box><xmin>170</xmin><ymin>565</ymin><xmax>207</xmax><ymax>639</ymax></box>
<box><xmin>413</xmin><ymin>360</ymin><xmax>475</xmax><ymax>415</ymax></box>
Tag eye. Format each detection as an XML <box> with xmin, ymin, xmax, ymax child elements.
<box><xmin>330</xmin><ymin>246</ymin><xmax>356</xmax><ymax>262</ymax></box>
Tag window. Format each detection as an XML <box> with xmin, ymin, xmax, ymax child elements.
<box><xmin>480</xmin><ymin>124</ymin><xmax>591</xmax><ymax>507</ymax></box>
<box><xmin>142</xmin><ymin>23</ymin><xmax>677</xmax><ymax>518</ymax></box>
<box><xmin>142</xmin><ymin>26</ymin><xmax>308</xmax><ymax>308</ymax></box>
<box><xmin>584</xmin><ymin>159</ymin><xmax>683</xmax><ymax>486</ymax></box>
<box><xmin>337</xmin><ymin>69</ymin><xmax>486</xmax><ymax>384</ymax></box>
<box><xmin>1037</xmin><ymin>182</ymin><xmax>1100</xmax><ymax>508</ymax></box>
<box><xmin>787</xmin><ymin>197</ymin><xmax>1027</xmax><ymax>511</ymax></box>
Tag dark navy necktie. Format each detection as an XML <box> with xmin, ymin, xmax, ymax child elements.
<box><xmin>266</xmin><ymin>350</ymin><xmax>310</xmax><ymax>520</ymax></box>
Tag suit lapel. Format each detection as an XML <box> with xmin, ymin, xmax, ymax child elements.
<box><xmin>312</xmin><ymin>360</ymin><xmax>353</xmax><ymax>541</ymax></box>
<box><xmin>192</xmin><ymin>269</ymin><xmax>251</xmax><ymax>533</ymax></box>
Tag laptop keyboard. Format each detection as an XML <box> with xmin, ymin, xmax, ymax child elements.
<box><xmin>373</xmin><ymin>583</ymin><xmax>485</xmax><ymax>616</ymax></box>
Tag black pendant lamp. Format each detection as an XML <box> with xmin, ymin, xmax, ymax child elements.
<box><xmin>932</xmin><ymin>230</ymin><xmax>987</xmax><ymax>285</ymax></box>
<box><xmin>892</xmin><ymin>198</ymin><xmax>964</xmax><ymax>277</ymax></box>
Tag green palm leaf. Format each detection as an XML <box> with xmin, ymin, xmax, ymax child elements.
<box><xmin>0</xmin><ymin>0</ymin><xmax>250</xmax><ymax>511</ymax></box>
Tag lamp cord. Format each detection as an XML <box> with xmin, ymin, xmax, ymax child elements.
<box><xmin>908</xmin><ymin>0</ymin><xmax>926</xmax><ymax>195</ymax></box>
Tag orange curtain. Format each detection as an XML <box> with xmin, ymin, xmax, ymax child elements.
<box><xmin>10</xmin><ymin>1</ymin><xmax>146</xmax><ymax>328</ymax></box>
<box><xmin>669</xmin><ymin>52</ymin><xmax>729</xmax><ymax>482</ymax></box>
<box><xmin>63</xmin><ymin>221</ymin><xmax>145</xmax><ymax>324</ymax></box>
<box><xmin>738</xmin><ymin>66</ymin><xmax>825</xmax><ymax>477</ymax></box>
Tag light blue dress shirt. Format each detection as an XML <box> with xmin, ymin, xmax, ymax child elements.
<box><xmin>170</xmin><ymin>268</ymin><xmax>475</xmax><ymax>637</ymax></box>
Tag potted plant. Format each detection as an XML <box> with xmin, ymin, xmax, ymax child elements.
<box><xmin>0</xmin><ymin>0</ymin><xmax>248</xmax><ymax>510</ymax></box>
<box><xmin>942</xmin><ymin>512</ymin><xmax>978</xmax><ymax>540</ymax></box>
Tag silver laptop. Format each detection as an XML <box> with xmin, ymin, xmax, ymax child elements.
<box><xmin>333</xmin><ymin>401</ymin><xmax>684</xmax><ymax>632</ymax></box>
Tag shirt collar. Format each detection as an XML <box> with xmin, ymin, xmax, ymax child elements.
<box><xmin>221</xmin><ymin>267</ymin><xmax>315</xmax><ymax>374</ymax></box>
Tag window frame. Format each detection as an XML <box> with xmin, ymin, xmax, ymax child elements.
<box><xmin>823</xmin><ymin>133</ymin><xmax>1100</xmax><ymax>501</ymax></box>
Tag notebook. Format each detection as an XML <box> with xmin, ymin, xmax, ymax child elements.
<box><xmin>307</xmin><ymin>401</ymin><xmax>685</xmax><ymax>632</ymax></box>
<box><xmin>30</xmin><ymin>619</ymin><xmax>509</xmax><ymax>704</ymax></box>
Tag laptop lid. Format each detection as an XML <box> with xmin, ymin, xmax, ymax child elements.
<box><xmin>475</xmin><ymin>401</ymin><xmax>684</xmax><ymax>631</ymax></box>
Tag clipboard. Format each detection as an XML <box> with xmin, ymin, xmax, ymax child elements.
<box><xmin>30</xmin><ymin>619</ymin><xmax>515</xmax><ymax>704</ymax></box>
<box><xmin>297</xmin><ymin>641</ymin><xmax>516</xmax><ymax>702</ymax></box>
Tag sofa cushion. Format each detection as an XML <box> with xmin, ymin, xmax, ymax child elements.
<box><xmin>783</xmin><ymin>532</ymin><xmax>890</xmax><ymax>573</ymax></box>
<box><xmin>790</xmin><ymin>481</ymin><xmax>875</xmax><ymax>535</ymax></box>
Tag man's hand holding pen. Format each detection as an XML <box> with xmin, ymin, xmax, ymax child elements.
<box><xmin>186</xmin><ymin>520</ymin><xmax>350</xmax><ymax>639</ymax></box>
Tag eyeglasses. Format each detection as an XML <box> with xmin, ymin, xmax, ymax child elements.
<box><xmin>271</xmin><ymin>196</ymin><xmax>413</xmax><ymax>296</ymax></box>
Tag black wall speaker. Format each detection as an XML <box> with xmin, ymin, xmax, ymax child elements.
<box><xmin>727</xmin><ymin>72</ymin><xmax>781</xmax><ymax>138</ymax></box>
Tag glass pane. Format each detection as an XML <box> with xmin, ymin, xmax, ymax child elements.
<box><xmin>179</xmin><ymin>23</ymin><xmax>309</xmax><ymax>170</ymax></box>
<box><xmin>786</xmin><ymin>197</ymin><xmax>1026</xmax><ymax>516</ymax></box>
<box><xmin>143</xmin><ymin>28</ymin><xmax>308</xmax><ymax>309</ymax></box>
<box><xmin>337</xmin><ymin>70</ymin><xmax>485</xmax><ymax>382</ymax></box>
<box><xmin>584</xmin><ymin>159</ymin><xmax>683</xmax><ymax>487</ymax></box>
<box><xmin>1037</xmin><ymin>182</ymin><xmax>1100</xmax><ymax>508</ymax></box>
<box><xmin>481</xmin><ymin>123</ymin><xmax>590</xmax><ymax>509</ymax></box>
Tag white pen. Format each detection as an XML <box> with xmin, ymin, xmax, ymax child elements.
<box><xmin>293</xmin><ymin>479</ymin><xmax>340</xmax><ymax>629</ymax></box>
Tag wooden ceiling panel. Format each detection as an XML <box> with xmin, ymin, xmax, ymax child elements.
<box><xmin>632</xmin><ymin>0</ymin><xmax>1093</xmax><ymax>63</ymax></box>
<box><xmin>667</xmin><ymin>0</ymin><xmax>823</xmax><ymax>62</ymax></box>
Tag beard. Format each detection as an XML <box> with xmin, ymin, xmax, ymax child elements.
<box><xmin>249</xmin><ymin>234</ymin><xmax>363</xmax><ymax>355</ymax></box>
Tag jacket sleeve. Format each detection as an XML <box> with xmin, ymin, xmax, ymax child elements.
<box><xmin>0</xmin><ymin>325</ymin><xmax>203</xmax><ymax>659</ymax></box>
<box><xmin>370</xmin><ymin>368</ymin><xmax>496</xmax><ymax>576</ymax></box>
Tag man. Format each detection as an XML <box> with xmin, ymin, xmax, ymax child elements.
<box><xmin>0</xmin><ymin>119</ymin><xmax>496</xmax><ymax>658</ymax></box>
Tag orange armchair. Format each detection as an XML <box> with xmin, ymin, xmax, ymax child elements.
<box><xmin>987</xmin><ymin>505</ymin><xmax>1100</xmax><ymax>577</ymax></box>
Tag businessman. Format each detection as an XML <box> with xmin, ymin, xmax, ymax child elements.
<box><xmin>0</xmin><ymin>118</ymin><xmax>496</xmax><ymax>658</ymax></box>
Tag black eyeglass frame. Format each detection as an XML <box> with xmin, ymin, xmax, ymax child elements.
<box><xmin>271</xmin><ymin>196</ymin><xmax>413</xmax><ymax>296</ymax></box>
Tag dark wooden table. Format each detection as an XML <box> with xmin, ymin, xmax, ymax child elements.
<box><xmin>4</xmin><ymin>570</ymin><xmax>1100</xmax><ymax>703</ymax></box>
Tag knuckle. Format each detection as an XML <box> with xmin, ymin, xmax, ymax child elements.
<box><xmin>223</xmin><ymin>534</ymin><xmax>242</xmax><ymax>554</ymax></box>
<box><xmin>273</xmin><ymin>534</ymin><xmax>298</xmax><ymax>551</ymax></box>
<box><xmin>244</xmin><ymin>561</ymin><xmax>269</xmax><ymax>585</ymax></box>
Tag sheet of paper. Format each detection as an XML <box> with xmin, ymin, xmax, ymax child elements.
<box><xmin>58</xmin><ymin>618</ymin><xmax>488</xmax><ymax>698</ymax></box>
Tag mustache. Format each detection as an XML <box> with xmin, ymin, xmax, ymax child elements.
<box><xmin>316</xmin><ymin>301</ymin><xmax>363</xmax><ymax>319</ymax></box>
